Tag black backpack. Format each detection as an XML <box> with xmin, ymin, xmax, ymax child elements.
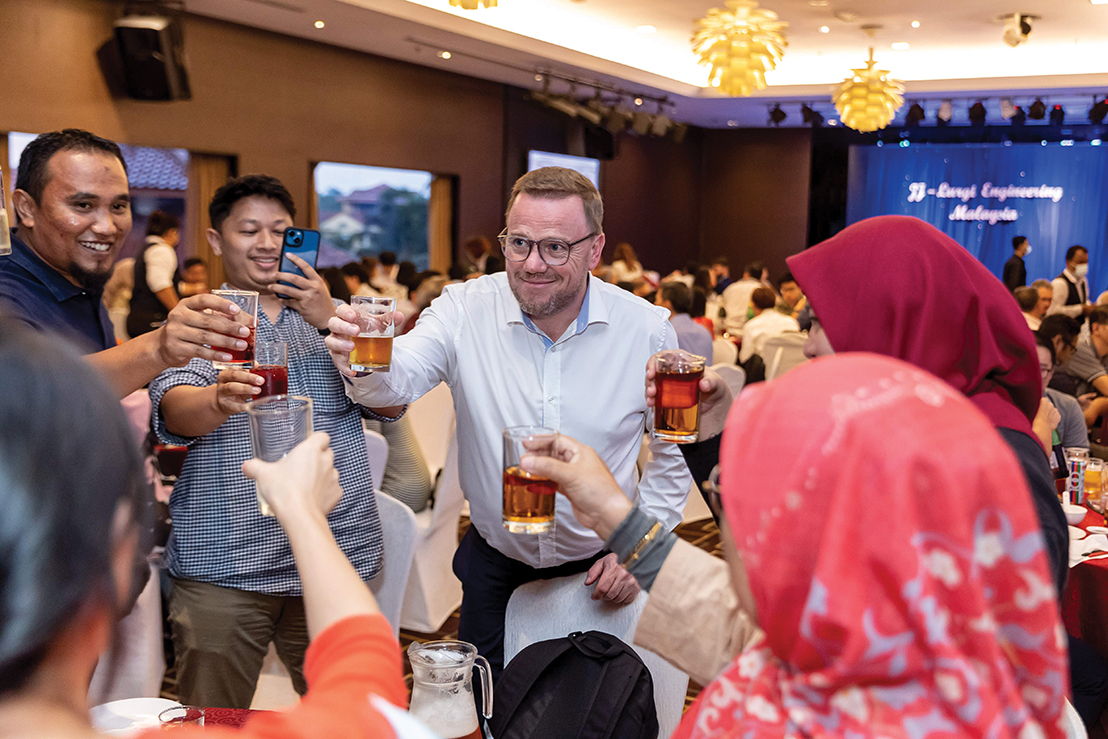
<box><xmin>490</xmin><ymin>630</ymin><xmax>659</xmax><ymax>739</ymax></box>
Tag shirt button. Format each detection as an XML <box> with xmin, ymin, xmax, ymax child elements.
<box><xmin>547</xmin><ymin>397</ymin><xmax>555</xmax><ymax>404</ymax></box>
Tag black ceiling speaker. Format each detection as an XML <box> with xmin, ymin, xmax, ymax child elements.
<box><xmin>113</xmin><ymin>14</ymin><xmax>191</xmax><ymax>100</ymax></box>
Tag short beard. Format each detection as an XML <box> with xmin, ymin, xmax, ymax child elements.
<box><xmin>508</xmin><ymin>272</ymin><xmax>581</xmax><ymax>319</ymax></box>
<box><xmin>70</xmin><ymin>262</ymin><xmax>112</xmax><ymax>293</ymax></box>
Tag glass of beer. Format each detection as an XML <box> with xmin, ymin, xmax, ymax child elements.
<box><xmin>211</xmin><ymin>289</ymin><xmax>258</xmax><ymax>370</ymax></box>
<box><xmin>349</xmin><ymin>296</ymin><xmax>396</xmax><ymax>373</ymax></box>
<box><xmin>251</xmin><ymin>340</ymin><xmax>288</xmax><ymax>401</ymax></box>
<box><xmin>502</xmin><ymin>426</ymin><xmax>558</xmax><ymax>534</ymax></box>
<box><xmin>245</xmin><ymin>395</ymin><xmax>313</xmax><ymax>516</ymax></box>
<box><xmin>652</xmin><ymin>349</ymin><xmax>706</xmax><ymax>443</ymax></box>
<box><xmin>1087</xmin><ymin>458</ymin><xmax>1105</xmax><ymax>512</ymax></box>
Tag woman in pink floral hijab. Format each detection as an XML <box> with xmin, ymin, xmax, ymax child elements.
<box><xmin>675</xmin><ymin>353</ymin><xmax>1067</xmax><ymax>738</ymax></box>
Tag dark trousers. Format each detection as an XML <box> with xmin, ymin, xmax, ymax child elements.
<box><xmin>168</xmin><ymin>577</ymin><xmax>309</xmax><ymax>708</ymax></box>
<box><xmin>452</xmin><ymin>527</ymin><xmax>605</xmax><ymax>679</ymax></box>
<box><xmin>1069</xmin><ymin>635</ymin><xmax>1108</xmax><ymax>727</ymax></box>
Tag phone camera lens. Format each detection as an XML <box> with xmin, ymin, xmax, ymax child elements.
<box><xmin>289</xmin><ymin>232</ymin><xmax>301</xmax><ymax>245</ymax></box>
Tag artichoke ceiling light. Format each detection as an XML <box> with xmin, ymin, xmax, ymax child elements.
<box><xmin>692</xmin><ymin>0</ymin><xmax>788</xmax><ymax>97</ymax></box>
<box><xmin>832</xmin><ymin>46</ymin><xmax>904</xmax><ymax>132</ymax></box>
<box><xmin>449</xmin><ymin>0</ymin><xmax>497</xmax><ymax>8</ymax></box>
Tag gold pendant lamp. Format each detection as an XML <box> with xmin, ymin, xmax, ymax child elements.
<box><xmin>692</xmin><ymin>0</ymin><xmax>788</xmax><ymax>97</ymax></box>
<box><xmin>832</xmin><ymin>33</ymin><xmax>904</xmax><ymax>132</ymax></box>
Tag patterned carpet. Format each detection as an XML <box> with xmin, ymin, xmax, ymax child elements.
<box><xmin>161</xmin><ymin>516</ymin><xmax>723</xmax><ymax>711</ymax></box>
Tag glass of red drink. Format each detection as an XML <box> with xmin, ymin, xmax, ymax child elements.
<box><xmin>251</xmin><ymin>340</ymin><xmax>288</xmax><ymax>401</ymax></box>
<box><xmin>158</xmin><ymin>706</ymin><xmax>204</xmax><ymax>728</ymax></box>
<box><xmin>211</xmin><ymin>289</ymin><xmax>258</xmax><ymax>370</ymax></box>
<box><xmin>653</xmin><ymin>349</ymin><xmax>706</xmax><ymax>443</ymax></box>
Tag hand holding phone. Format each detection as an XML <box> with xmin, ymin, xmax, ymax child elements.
<box><xmin>277</xmin><ymin>228</ymin><xmax>321</xmax><ymax>299</ymax></box>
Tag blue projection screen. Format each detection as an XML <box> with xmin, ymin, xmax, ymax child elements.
<box><xmin>847</xmin><ymin>143</ymin><xmax>1108</xmax><ymax>295</ymax></box>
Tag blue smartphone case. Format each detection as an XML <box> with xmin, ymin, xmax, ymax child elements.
<box><xmin>277</xmin><ymin>228</ymin><xmax>321</xmax><ymax>298</ymax></box>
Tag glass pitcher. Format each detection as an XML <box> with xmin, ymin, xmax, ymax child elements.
<box><xmin>407</xmin><ymin>640</ymin><xmax>492</xmax><ymax>739</ymax></box>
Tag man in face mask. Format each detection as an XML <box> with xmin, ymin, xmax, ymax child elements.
<box><xmin>1050</xmin><ymin>244</ymin><xmax>1093</xmax><ymax>318</ymax></box>
<box><xmin>1003</xmin><ymin>235</ymin><xmax>1030</xmax><ymax>292</ymax></box>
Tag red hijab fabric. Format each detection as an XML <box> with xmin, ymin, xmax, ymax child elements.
<box><xmin>787</xmin><ymin>216</ymin><xmax>1041</xmax><ymax>438</ymax></box>
<box><xmin>674</xmin><ymin>353</ymin><xmax>1066</xmax><ymax>738</ymax></box>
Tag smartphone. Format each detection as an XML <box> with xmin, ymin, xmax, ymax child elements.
<box><xmin>277</xmin><ymin>228</ymin><xmax>321</xmax><ymax>299</ymax></box>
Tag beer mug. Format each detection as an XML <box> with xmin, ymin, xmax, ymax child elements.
<box><xmin>652</xmin><ymin>349</ymin><xmax>706</xmax><ymax>443</ymax></box>
<box><xmin>502</xmin><ymin>426</ymin><xmax>557</xmax><ymax>534</ymax></box>
<box><xmin>349</xmin><ymin>296</ymin><xmax>396</xmax><ymax>372</ymax></box>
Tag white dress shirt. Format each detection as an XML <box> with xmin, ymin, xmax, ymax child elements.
<box><xmin>1049</xmin><ymin>269</ymin><xmax>1089</xmax><ymax>318</ymax></box>
<box><xmin>343</xmin><ymin>273</ymin><xmax>692</xmax><ymax>568</ymax></box>
<box><xmin>739</xmin><ymin>309</ymin><xmax>800</xmax><ymax>363</ymax></box>
<box><xmin>143</xmin><ymin>236</ymin><xmax>178</xmax><ymax>293</ymax></box>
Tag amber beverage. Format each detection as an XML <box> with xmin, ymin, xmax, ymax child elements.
<box><xmin>350</xmin><ymin>335</ymin><xmax>393</xmax><ymax>372</ymax></box>
<box><xmin>652</xmin><ymin>349</ymin><xmax>706</xmax><ymax>443</ymax></box>
<box><xmin>502</xmin><ymin>426</ymin><xmax>558</xmax><ymax>534</ymax></box>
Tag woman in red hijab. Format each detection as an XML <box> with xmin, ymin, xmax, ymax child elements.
<box><xmin>526</xmin><ymin>353</ymin><xmax>1067</xmax><ymax>737</ymax></box>
<box><xmin>787</xmin><ymin>215</ymin><xmax>1068</xmax><ymax>595</ymax></box>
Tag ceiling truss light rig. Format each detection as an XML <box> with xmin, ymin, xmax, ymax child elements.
<box><xmin>832</xmin><ymin>44</ymin><xmax>904</xmax><ymax>133</ymax></box>
<box><xmin>691</xmin><ymin>0</ymin><xmax>788</xmax><ymax>97</ymax></box>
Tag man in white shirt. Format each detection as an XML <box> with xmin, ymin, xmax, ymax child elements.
<box><xmin>1049</xmin><ymin>245</ymin><xmax>1093</xmax><ymax>319</ymax></box>
<box><xmin>740</xmin><ymin>286</ymin><xmax>800</xmax><ymax>364</ymax></box>
<box><xmin>325</xmin><ymin>167</ymin><xmax>691</xmax><ymax>675</ymax></box>
<box><xmin>127</xmin><ymin>210</ymin><xmax>181</xmax><ymax>337</ymax></box>
<box><xmin>720</xmin><ymin>261</ymin><xmax>765</xmax><ymax>335</ymax></box>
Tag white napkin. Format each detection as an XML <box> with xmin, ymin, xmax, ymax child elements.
<box><xmin>1070</xmin><ymin>533</ymin><xmax>1108</xmax><ymax>567</ymax></box>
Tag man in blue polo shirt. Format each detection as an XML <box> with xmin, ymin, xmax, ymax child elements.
<box><xmin>0</xmin><ymin>129</ymin><xmax>247</xmax><ymax>397</ymax></box>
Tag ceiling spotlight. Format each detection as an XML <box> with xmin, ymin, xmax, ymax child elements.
<box><xmin>1089</xmin><ymin>97</ymin><xmax>1108</xmax><ymax>124</ymax></box>
<box><xmin>313</xmin><ymin>19</ymin><xmax>326</xmax><ymax>29</ymax></box>
<box><xmin>1001</xmin><ymin>13</ymin><xmax>1036</xmax><ymax>47</ymax></box>
<box><xmin>800</xmin><ymin>104</ymin><xmax>824</xmax><ymax>127</ymax></box>
<box><xmin>968</xmin><ymin>101</ymin><xmax>987</xmax><ymax>126</ymax></box>
<box><xmin>651</xmin><ymin>113</ymin><xmax>673</xmax><ymax>137</ymax></box>
<box><xmin>1050</xmin><ymin>104</ymin><xmax>1065</xmax><ymax>126</ymax></box>
<box><xmin>534</xmin><ymin>73</ymin><xmax>544</xmax><ymax>82</ymax></box>
<box><xmin>671</xmin><ymin>123</ymin><xmax>689</xmax><ymax>144</ymax></box>
<box><xmin>436</xmin><ymin>50</ymin><xmax>452</xmax><ymax>60</ymax></box>
<box><xmin>819</xmin><ymin>25</ymin><xmax>830</xmax><ymax>33</ymax></box>
<box><xmin>936</xmin><ymin>99</ymin><xmax>953</xmax><ymax>126</ymax></box>
<box><xmin>905</xmin><ymin>103</ymin><xmax>925</xmax><ymax>127</ymax></box>
<box><xmin>1010</xmin><ymin>106</ymin><xmax>1027</xmax><ymax>125</ymax></box>
<box><xmin>604</xmin><ymin>104</ymin><xmax>632</xmax><ymax>134</ymax></box>
<box><xmin>633</xmin><ymin>97</ymin><xmax>644</xmax><ymax>107</ymax></box>
<box><xmin>910</xmin><ymin>20</ymin><xmax>921</xmax><ymax>29</ymax></box>
<box><xmin>631</xmin><ymin>109</ymin><xmax>653</xmax><ymax>135</ymax></box>
<box><xmin>768</xmin><ymin>103</ymin><xmax>787</xmax><ymax>125</ymax></box>
<box><xmin>1028</xmin><ymin>98</ymin><xmax>1047</xmax><ymax>119</ymax></box>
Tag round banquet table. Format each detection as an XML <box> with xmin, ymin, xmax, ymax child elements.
<box><xmin>202</xmin><ymin>707</ymin><xmax>261</xmax><ymax>728</ymax></box>
<box><xmin>1062</xmin><ymin>507</ymin><xmax>1108</xmax><ymax>655</ymax></box>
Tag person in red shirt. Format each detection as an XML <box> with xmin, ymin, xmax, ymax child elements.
<box><xmin>0</xmin><ymin>322</ymin><xmax>418</xmax><ymax>738</ymax></box>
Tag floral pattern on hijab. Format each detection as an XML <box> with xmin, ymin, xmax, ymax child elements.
<box><xmin>674</xmin><ymin>353</ymin><xmax>1067</xmax><ymax>739</ymax></box>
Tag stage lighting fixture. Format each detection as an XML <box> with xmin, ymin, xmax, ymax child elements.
<box><xmin>1010</xmin><ymin>106</ymin><xmax>1027</xmax><ymax>126</ymax></box>
<box><xmin>968</xmin><ymin>101</ymin><xmax>987</xmax><ymax>126</ymax></box>
<box><xmin>1001</xmin><ymin>13</ymin><xmax>1033</xmax><ymax>47</ymax></box>
<box><xmin>905</xmin><ymin>103</ymin><xmax>925</xmax><ymax>127</ymax></box>
<box><xmin>769</xmin><ymin>104</ymin><xmax>787</xmax><ymax>126</ymax></box>
<box><xmin>801</xmin><ymin>104</ymin><xmax>824</xmax><ymax>127</ymax></box>
<box><xmin>1028</xmin><ymin>98</ymin><xmax>1046</xmax><ymax>119</ymax></box>
<box><xmin>1050</xmin><ymin>104</ymin><xmax>1065</xmax><ymax>126</ymax></box>
<box><xmin>631</xmin><ymin>109</ymin><xmax>653</xmax><ymax>135</ymax></box>
<box><xmin>1089</xmin><ymin>97</ymin><xmax>1108</xmax><ymax>124</ymax></box>
<box><xmin>936</xmin><ymin>99</ymin><xmax>953</xmax><ymax>127</ymax></box>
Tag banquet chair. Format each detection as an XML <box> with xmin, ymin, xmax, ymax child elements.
<box><xmin>364</xmin><ymin>428</ymin><xmax>388</xmax><ymax>492</ymax></box>
<box><xmin>87</xmin><ymin>561</ymin><xmax>165</xmax><ymax>704</ymax></box>
<box><xmin>762</xmin><ymin>331</ymin><xmax>809</xmax><ymax>381</ymax></box>
<box><xmin>399</xmin><ymin>435</ymin><xmax>465</xmax><ymax>632</ymax></box>
<box><xmin>1064</xmin><ymin>699</ymin><xmax>1088</xmax><ymax>739</ymax></box>
<box><xmin>404</xmin><ymin>381</ymin><xmax>454</xmax><ymax>482</ymax></box>
<box><xmin>250</xmin><ymin>491</ymin><xmax>419</xmax><ymax>710</ymax></box>
<box><xmin>504</xmin><ymin>573</ymin><xmax>690</xmax><ymax>739</ymax></box>
<box><xmin>711</xmin><ymin>337</ymin><xmax>738</xmax><ymax>366</ymax></box>
<box><xmin>711</xmin><ymin>362</ymin><xmax>746</xmax><ymax>397</ymax></box>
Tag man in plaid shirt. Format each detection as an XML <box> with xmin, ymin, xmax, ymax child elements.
<box><xmin>150</xmin><ymin>175</ymin><xmax>403</xmax><ymax>708</ymax></box>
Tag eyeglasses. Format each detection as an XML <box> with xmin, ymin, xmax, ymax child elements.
<box><xmin>497</xmin><ymin>229</ymin><xmax>595</xmax><ymax>267</ymax></box>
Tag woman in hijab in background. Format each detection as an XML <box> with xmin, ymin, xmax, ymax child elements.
<box><xmin>788</xmin><ymin>215</ymin><xmax>1068</xmax><ymax>594</ymax></box>
<box><xmin>527</xmin><ymin>353</ymin><xmax>1068</xmax><ymax>737</ymax></box>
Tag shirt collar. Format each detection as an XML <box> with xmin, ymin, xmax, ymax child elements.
<box><xmin>508</xmin><ymin>275</ymin><xmax>609</xmax><ymax>344</ymax></box>
<box><xmin>9</xmin><ymin>231</ymin><xmax>89</xmax><ymax>302</ymax></box>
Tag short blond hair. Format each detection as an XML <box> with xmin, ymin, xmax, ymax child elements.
<box><xmin>505</xmin><ymin>167</ymin><xmax>603</xmax><ymax>234</ymax></box>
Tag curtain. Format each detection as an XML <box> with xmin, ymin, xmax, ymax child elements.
<box><xmin>186</xmin><ymin>154</ymin><xmax>234</xmax><ymax>289</ymax></box>
<box><xmin>428</xmin><ymin>175</ymin><xmax>454</xmax><ymax>273</ymax></box>
<box><xmin>0</xmin><ymin>135</ymin><xmax>11</xmax><ymax>217</ymax></box>
<box><xmin>848</xmin><ymin>143</ymin><xmax>1108</xmax><ymax>293</ymax></box>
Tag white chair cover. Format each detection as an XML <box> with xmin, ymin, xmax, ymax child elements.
<box><xmin>88</xmin><ymin>562</ymin><xmax>165</xmax><ymax>704</ymax></box>
<box><xmin>711</xmin><ymin>363</ymin><xmax>746</xmax><ymax>397</ymax></box>
<box><xmin>1064</xmin><ymin>699</ymin><xmax>1088</xmax><ymax>739</ymax></box>
<box><xmin>405</xmin><ymin>381</ymin><xmax>455</xmax><ymax>482</ymax></box>
<box><xmin>504</xmin><ymin>573</ymin><xmax>690</xmax><ymax>739</ymax></box>
<box><xmin>364</xmin><ymin>428</ymin><xmax>388</xmax><ymax>492</ymax></box>
<box><xmin>762</xmin><ymin>331</ymin><xmax>809</xmax><ymax>380</ymax></box>
<box><xmin>711</xmin><ymin>337</ymin><xmax>738</xmax><ymax>367</ymax></box>
<box><xmin>399</xmin><ymin>436</ymin><xmax>465</xmax><ymax>633</ymax></box>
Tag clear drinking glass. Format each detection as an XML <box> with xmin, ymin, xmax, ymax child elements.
<box><xmin>349</xmin><ymin>296</ymin><xmax>396</xmax><ymax>372</ymax></box>
<box><xmin>502</xmin><ymin>426</ymin><xmax>558</xmax><ymax>534</ymax></box>
<box><xmin>211</xmin><ymin>289</ymin><xmax>258</xmax><ymax>370</ymax></box>
<box><xmin>1065</xmin><ymin>446</ymin><xmax>1091</xmax><ymax>506</ymax></box>
<box><xmin>652</xmin><ymin>349</ymin><xmax>707</xmax><ymax>443</ymax></box>
<box><xmin>158</xmin><ymin>705</ymin><xmax>205</xmax><ymax>728</ymax></box>
<box><xmin>1087</xmin><ymin>458</ymin><xmax>1105</xmax><ymax>512</ymax></box>
<box><xmin>251</xmin><ymin>340</ymin><xmax>288</xmax><ymax>401</ymax></box>
<box><xmin>245</xmin><ymin>395</ymin><xmax>313</xmax><ymax>516</ymax></box>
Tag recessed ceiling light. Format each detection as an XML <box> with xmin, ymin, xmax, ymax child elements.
<box><xmin>819</xmin><ymin>25</ymin><xmax>830</xmax><ymax>33</ymax></box>
<box><xmin>910</xmin><ymin>20</ymin><xmax>921</xmax><ymax>28</ymax></box>
<box><xmin>808</xmin><ymin>0</ymin><xmax>829</xmax><ymax>6</ymax></box>
<box><xmin>634</xmin><ymin>97</ymin><xmax>644</xmax><ymax>106</ymax></box>
<box><xmin>891</xmin><ymin>41</ymin><xmax>910</xmax><ymax>50</ymax></box>
<box><xmin>636</xmin><ymin>25</ymin><xmax>657</xmax><ymax>34</ymax></box>
<box><xmin>1091</xmin><ymin>1</ymin><xmax>1108</xmax><ymax>5</ymax></box>
<box><xmin>313</xmin><ymin>19</ymin><xmax>325</xmax><ymax>29</ymax></box>
<box><xmin>437</xmin><ymin>50</ymin><xmax>452</xmax><ymax>60</ymax></box>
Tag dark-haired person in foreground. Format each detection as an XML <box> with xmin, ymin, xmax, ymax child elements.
<box><xmin>0</xmin><ymin>322</ymin><xmax>427</xmax><ymax>738</ymax></box>
<box><xmin>0</xmin><ymin>129</ymin><xmax>248</xmax><ymax>397</ymax></box>
<box><xmin>150</xmin><ymin>174</ymin><xmax>401</xmax><ymax>708</ymax></box>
